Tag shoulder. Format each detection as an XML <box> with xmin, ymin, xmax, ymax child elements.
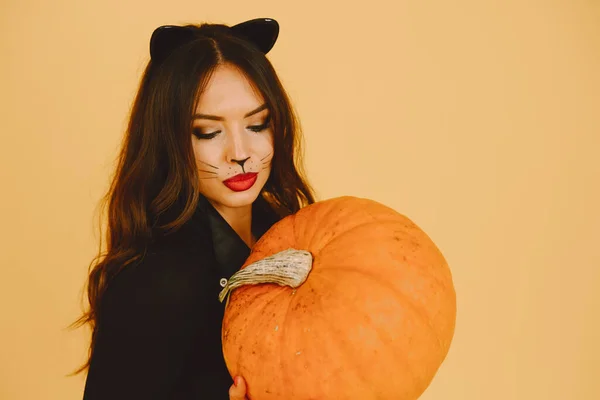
<box><xmin>99</xmin><ymin>219</ymin><xmax>219</xmax><ymax>324</ymax></box>
<box><xmin>84</xmin><ymin>205</ymin><xmax>231</xmax><ymax>399</ymax></box>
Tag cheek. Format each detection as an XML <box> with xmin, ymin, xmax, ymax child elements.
<box><xmin>249</xmin><ymin>134</ymin><xmax>274</xmax><ymax>156</ymax></box>
<box><xmin>263</xmin><ymin>132</ymin><xmax>275</xmax><ymax>153</ymax></box>
<box><xmin>261</xmin><ymin>136</ymin><xmax>275</xmax><ymax>166</ymax></box>
<box><xmin>192</xmin><ymin>141</ymin><xmax>218</xmax><ymax>163</ymax></box>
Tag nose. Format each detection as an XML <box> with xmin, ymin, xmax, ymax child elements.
<box><xmin>226</xmin><ymin>126</ymin><xmax>251</xmax><ymax>168</ymax></box>
<box><xmin>232</xmin><ymin>157</ymin><xmax>250</xmax><ymax>169</ymax></box>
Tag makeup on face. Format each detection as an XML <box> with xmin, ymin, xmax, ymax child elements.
<box><xmin>192</xmin><ymin>104</ymin><xmax>271</xmax><ymax>192</ymax></box>
<box><xmin>191</xmin><ymin>104</ymin><xmax>271</xmax><ymax>140</ymax></box>
<box><xmin>222</xmin><ymin>172</ymin><xmax>258</xmax><ymax>192</ymax></box>
<box><xmin>190</xmin><ymin>64</ymin><xmax>274</xmax><ymax>210</ymax></box>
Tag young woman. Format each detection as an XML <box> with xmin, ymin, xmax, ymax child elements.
<box><xmin>76</xmin><ymin>18</ymin><xmax>315</xmax><ymax>399</ymax></box>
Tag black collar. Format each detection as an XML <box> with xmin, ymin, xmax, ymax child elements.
<box><xmin>197</xmin><ymin>195</ymin><xmax>280</xmax><ymax>279</ymax></box>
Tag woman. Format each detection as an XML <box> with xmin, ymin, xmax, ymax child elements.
<box><xmin>76</xmin><ymin>18</ymin><xmax>315</xmax><ymax>399</ymax></box>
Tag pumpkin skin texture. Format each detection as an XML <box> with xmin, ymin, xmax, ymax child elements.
<box><xmin>221</xmin><ymin>196</ymin><xmax>456</xmax><ymax>400</ymax></box>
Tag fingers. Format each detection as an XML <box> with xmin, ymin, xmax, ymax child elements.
<box><xmin>229</xmin><ymin>376</ymin><xmax>247</xmax><ymax>400</ymax></box>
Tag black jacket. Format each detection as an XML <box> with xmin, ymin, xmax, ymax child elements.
<box><xmin>82</xmin><ymin>195</ymin><xmax>281</xmax><ymax>400</ymax></box>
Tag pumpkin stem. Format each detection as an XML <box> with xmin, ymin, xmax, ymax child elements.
<box><xmin>218</xmin><ymin>248</ymin><xmax>313</xmax><ymax>304</ymax></box>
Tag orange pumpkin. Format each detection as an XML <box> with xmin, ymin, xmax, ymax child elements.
<box><xmin>220</xmin><ymin>196</ymin><xmax>456</xmax><ymax>399</ymax></box>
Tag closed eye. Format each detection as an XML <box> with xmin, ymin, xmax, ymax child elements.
<box><xmin>192</xmin><ymin>114</ymin><xmax>271</xmax><ymax>139</ymax></box>
<box><xmin>248</xmin><ymin>114</ymin><xmax>271</xmax><ymax>133</ymax></box>
<box><xmin>192</xmin><ymin>129</ymin><xmax>220</xmax><ymax>139</ymax></box>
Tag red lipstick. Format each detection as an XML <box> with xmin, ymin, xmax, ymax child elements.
<box><xmin>223</xmin><ymin>172</ymin><xmax>258</xmax><ymax>192</ymax></box>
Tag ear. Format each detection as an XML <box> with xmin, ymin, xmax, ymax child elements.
<box><xmin>231</xmin><ymin>18</ymin><xmax>279</xmax><ymax>54</ymax></box>
<box><xmin>150</xmin><ymin>25</ymin><xmax>197</xmax><ymax>63</ymax></box>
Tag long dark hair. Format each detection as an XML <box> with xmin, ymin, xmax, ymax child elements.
<box><xmin>71</xmin><ymin>22</ymin><xmax>315</xmax><ymax>374</ymax></box>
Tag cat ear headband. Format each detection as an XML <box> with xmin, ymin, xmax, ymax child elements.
<box><xmin>150</xmin><ymin>17</ymin><xmax>280</xmax><ymax>63</ymax></box>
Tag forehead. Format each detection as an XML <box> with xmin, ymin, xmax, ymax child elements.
<box><xmin>195</xmin><ymin>63</ymin><xmax>265</xmax><ymax>115</ymax></box>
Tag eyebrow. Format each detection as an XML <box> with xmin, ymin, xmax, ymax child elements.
<box><xmin>193</xmin><ymin>103</ymin><xmax>268</xmax><ymax>121</ymax></box>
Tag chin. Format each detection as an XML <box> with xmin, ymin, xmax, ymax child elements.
<box><xmin>219</xmin><ymin>190</ymin><xmax>262</xmax><ymax>209</ymax></box>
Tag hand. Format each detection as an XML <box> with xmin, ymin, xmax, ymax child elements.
<box><xmin>229</xmin><ymin>376</ymin><xmax>248</xmax><ymax>400</ymax></box>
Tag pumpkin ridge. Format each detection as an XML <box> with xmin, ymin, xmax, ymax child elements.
<box><xmin>317</xmin><ymin>269</ymin><xmax>423</xmax><ymax>392</ymax></box>
<box><xmin>250</xmin><ymin>286</ymin><xmax>290</xmax><ymax>398</ymax></box>
<box><xmin>277</xmin><ymin>279</ymin><xmax>301</xmax><ymax>399</ymax></box>
<box><xmin>310</xmin><ymin>217</ymin><xmax>416</xmax><ymax>258</ymax></box>
<box><xmin>229</xmin><ymin>296</ymin><xmax>261</xmax><ymax>376</ymax></box>
<box><xmin>309</xmin><ymin>272</ymin><xmax>414</xmax><ymax>399</ymax></box>
<box><xmin>225</xmin><ymin>286</ymin><xmax>287</xmax><ymax>382</ymax></box>
<box><xmin>315</xmin><ymin>225</ymin><xmax>452</xmax><ymax>299</ymax></box>
<box><xmin>321</xmin><ymin>265</ymin><xmax>447</xmax><ymax>357</ymax></box>
<box><xmin>226</xmin><ymin>284</ymin><xmax>284</xmax><ymax>330</ymax></box>
<box><xmin>292</xmin><ymin>196</ymin><xmax>407</xmax><ymax>248</ymax></box>
<box><xmin>306</xmin><ymin>275</ymin><xmax>377</xmax><ymax>398</ymax></box>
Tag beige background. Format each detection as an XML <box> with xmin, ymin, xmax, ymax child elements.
<box><xmin>1</xmin><ymin>0</ymin><xmax>599</xmax><ymax>399</ymax></box>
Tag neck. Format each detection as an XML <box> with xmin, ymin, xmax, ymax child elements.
<box><xmin>211</xmin><ymin>202</ymin><xmax>256</xmax><ymax>248</ymax></box>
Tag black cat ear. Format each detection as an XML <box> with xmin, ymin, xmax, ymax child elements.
<box><xmin>231</xmin><ymin>18</ymin><xmax>279</xmax><ymax>54</ymax></box>
<box><xmin>149</xmin><ymin>18</ymin><xmax>279</xmax><ymax>63</ymax></box>
<box><xmin>150</xmin><ymin>25</ymin><xmax>197</xmax><ymax>63</ymax></box>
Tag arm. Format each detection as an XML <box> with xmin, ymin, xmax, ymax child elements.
<box><xmin>82</xmin><ymin>252</ymin><xmax>214</xmax><ymax>400</ymax></box>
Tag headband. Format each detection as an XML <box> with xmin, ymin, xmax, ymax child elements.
<box><xmin>149</xmin><ymin>18</ymin><xmax>280</xmax><ymax>63</ymax></box>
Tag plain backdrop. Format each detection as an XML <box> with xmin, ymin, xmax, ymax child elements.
<box><xmin>1</xmin><ymin>0</ymin><xmax>599</xmax><ymax>399</ymax></box>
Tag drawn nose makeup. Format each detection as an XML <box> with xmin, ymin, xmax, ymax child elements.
<box><xmin>232</xmin><ymin>157</ymin><xmax>250</xmax><ymax>172</ymax></box>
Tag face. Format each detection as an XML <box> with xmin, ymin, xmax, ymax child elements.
<box><xmin>191</xmin><ymin>63</ymin><xmax>274</xmax><ymax>214</ymax></box>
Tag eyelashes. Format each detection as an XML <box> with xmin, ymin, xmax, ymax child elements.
<box><xmin>192</xmin><ymin>114</ymin><xmax>272</xmax><ymax>140</ymax></box>
<box><xmin>192</xmin><ymin>130</ymin><xmax>217</xmax><ymax>140</ymax></box>
<box><xmin>249</xmin><ymin>114</ymin><xmax>271</xmax><ymax>133</ymax></box>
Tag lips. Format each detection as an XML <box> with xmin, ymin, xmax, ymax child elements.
<box><xmin>223</xmin><ymin>172</ymin><xmax>258</xmax><ymax>192</ymax></box>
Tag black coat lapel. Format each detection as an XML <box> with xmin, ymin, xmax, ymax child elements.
<box><xmin>199</xmin><ymin>194</ymin><xmax>281</xmax><ymax>280</ymax></box>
